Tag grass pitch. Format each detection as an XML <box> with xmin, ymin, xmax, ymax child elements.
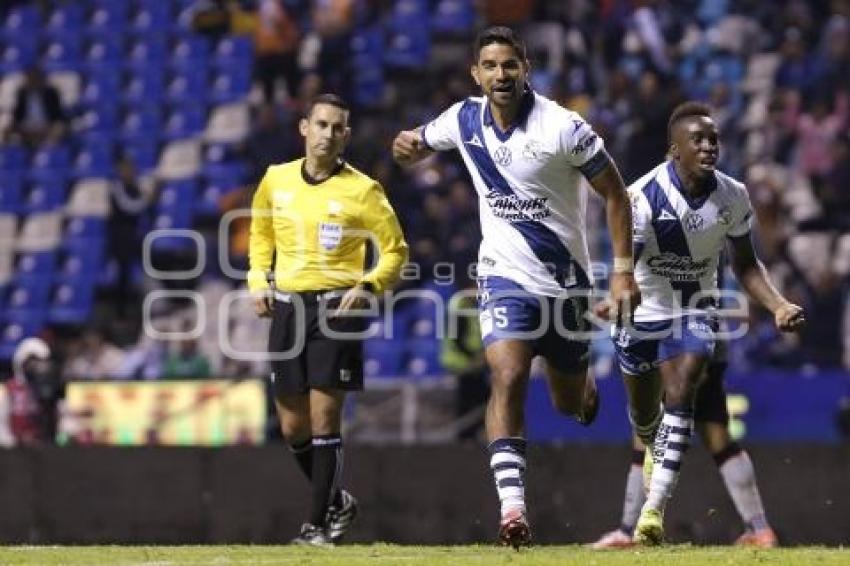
<box><xmin>0</xmin><ymin>545</ymin><xmax>847</xmax><ymax>566</ymax></box>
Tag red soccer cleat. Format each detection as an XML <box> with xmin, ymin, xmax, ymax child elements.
<box><xmin>498</xmin><ymin>508</ymin><xmax>532</xmax><ymax>549</ymax></box>
<box><xmin>735</xmin><ymin>527</ymin><xmax>778</xmax><ymax>548</ymax></box>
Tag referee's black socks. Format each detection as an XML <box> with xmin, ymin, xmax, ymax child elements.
<box><xmin>288</xmin><ymin>438</ymin><xmax>313</xmax><ymax>480</ymax></box>
<box><xmin>309</xmin><ymin>434</ymin><xmax>344</xmax><ymax>526</ymax></box>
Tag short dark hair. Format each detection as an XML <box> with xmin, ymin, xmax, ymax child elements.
<box><xmin>667</xmin><ymin>101</ymin><xmax>713</xmax><ymax>143</ymax></box>
<box><xmin>306</xmin><ymin>93</ymin><xmax>349</xmax><ymax>118</ymax></box>
<box><xmin>473</xmin><ymin>26</ymin><xmax>526</xmax><ymax>61</ymax></box>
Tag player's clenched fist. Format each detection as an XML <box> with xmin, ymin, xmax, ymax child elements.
<box><xmin>392</xmin><ymin>128</ymin><xmax>431</xmax><ymax>166</ymax></box>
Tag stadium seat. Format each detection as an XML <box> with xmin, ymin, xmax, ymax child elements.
<box><xmin>384</xmin><ymin>29</ymin><xmax>431</xmax><ymax>69</ymax></box>
<box><xmin>197</xmin><ymin>184</ymin><xmax>239</xmax><ymax>217</ymax></box>
<box><xmin>14</xmin><ymin>251</ymin><xmax>57</xmax><ymax>283</ymax></box>
<box><xmin>125</xmin><ymin>139</ymin><xmax>161</xmax><ymax>173</ymax></box>
<box><xmin>172</xmin><ymin>36</ymin><xmax>211</xmax><ymax>69</ymax></box>
<box><xmin>0</xmin><ymin>214</ymin><xmax>18</xmax><ymax>250</ymax></box>
<box><xmin>210</xmin><ymin>68</ymin><xmax>252</xmax><ymax>104</ymax></box>
<box><xmin>4</xmin><ymin>279</ymin><xmax>51</xmax><ymax>325</ymax></box>
<box><xmin>45</xmin><ymin>3</ymin><xmax>86</xmax><ymax>36</ymax></box>
<box><xmin>405</xmin><ymin>338</ymin><xmax>443</xmax><ymax>378</ymax></box>
<box><xmin>88</xmin><ymin>3</ymin><xmax>130</xmax><ymax>37</ymax></box>
<box><xmin>215</xmin><ymin>36</ymin><xmax>254</xmax><ymax>63</ymax></box>
<box><xmin>127</xmin><ymin>37</ymin><xmax>169</xmax><ymax>71</ymax></box>
<box><xmin>21</xmin><ymin>182</ymin><xmax>67</xmax><ymax>214</ymax></box>
<box><xmin>121</xmin><ymin>106</ymin><xmax>163</xmax><ymax>143</ymax></box>
<box><xmin>124</xmin><ymin>68</ymin><xmax>166</xmax><ymax>105</ymax></box>
<box><xmin>432</xmin><ymin>0</ymin><xmax>475</xmax><ymax>34</ymax></box>
<box><xmin>0</xmin><ymin>174</ymin><xmax>24</xmax><ymax>213</ymax></box>
<box><xmin>48</xmin><ymin>278</ymin><xmax>96</xmax><ymax>325</ymax></box>
<box><xmin>156</xmin><ymin>136</ymin><xmax>200</xmax><ymax>184</ymax></box>
<box><xmin>64</xmin><ymin>216</ymin><xmax>107</xmax><ymax>242</ymax></box>
<box><xmin>0</xmin><ymin>144</ymin><xmax>28</xmax><ymax>172</ymax></box>
<box><xmin>0</xmin><ymin>254</ymin><xmax>11</xmax><ymax>286</ymax></box>
<box><xmin>73</xmin><ymin>143</ymin><xmax>114</xmax><ymax>178</ymax></box>
<box><xmin>158</xmin><ymin>179</ymin><xmax>199</xmax><ymax>213</ymax></box>
<box><xmin>47</xmin><ymin>71</ymin><xmax>82</xmax><ymax>109</ymax></box>
<box><xmin>0</xmin><ymin>72</ymin><xmax>24</xmax><ymax>113</ymax></box>
<box><xmin>364</xmin><ymin>337</ymin><xmax>408</xmax><ymax>377</ymax></box>
<box><xmin>59</xmin><ymin>246</ymin><xmax>105</xmax><ymax>279</ymax></box>
<box><xmin>31</xmin><ymin>144</ymin><xmax>72</xmax><ymax>171</ymax></box>
<box><xmin>85</xmin><ymin>35</ymin><xmax>124</xmax><ymax>65</ymax></box>
<box><xmin>42</xmin><ymin>36</ymin><xmax>84</xmax><ymax>72</ymax></box>
<box><xmin>204</xmin><ymin>102</ymin><xmax>250</xmax><ymax>144</ymax></box>
<box><xmin>0</xmin><ymin>321</ymin><xmax>42</xmax><ymax>362</ymax></box>
<box><xmin>77</xmin><ymin>105</ymin><xmax>120</xmax><ymax>140</ymax></box>
<box><xmin>166</xmin><ymin>71</ymin><xmax>208</xmax><ymax>105</ymax></box>
<box><xmin>66</xmin><ymin>178</ymin><xmax>112</xmax><ymax>218</ymax></box>
<box><xmin>0</xmin><ymin>40</ymin><xmax>39</xmax><ymax>73</ymax></box>
<box><xmin>0</xmin><ymin>4</ymin><xmax>42</xmax><ymax>42</ymax></box>
<box><xmin>80</xmin><ymin>71</ymin><xmax>122</xmax><ymax>107</ymax></box>
<box><xmin>164</xmin><ymin>105</ymin><xmax>206</xmax><ymax>140</ymax></box>
<box><xmin>131</xmin><ymin>1</ymin><xmax>173</xmax><ymax>35</ymax></box>
<box><xmin>16</xmin><ymin>212</ymin><xmax>63</xmax><ymax>252</ymax></box>
<box><xmin>390</xmin><ymin>0</ymin><xmax>430</xmax><ymax>29</ymax></box>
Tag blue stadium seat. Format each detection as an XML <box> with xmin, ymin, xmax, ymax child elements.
<box><xmin>127</xmin><ymin>37</ymin><xmax>169</xmax><ymax>70</ymax></box>
<box><xmin>0</xmin><ymin>321</ymin><xmax>43</xmax><ymax>362</ymax></box>
<box><xmin>45</xmin><ymin>4</ymin><xmax>86</xmax><ymax>36</ymax></box>
<box><xmin>432</xmin><ymin>0</ymin><xmax>475</xmax><ymax>34</ymax></box>
<box><xmin>77</xmin><ymin>105</ymin><xmax>120</xmax><ymax>139</ymax></box>
<box><xmin>214</xmin><ymin>36</ymin><xmax>254</xmax><ymax>66</ymax></box>
<box><xmin>197</xmin><ymin>184</ymin><xmax>239</xmax><ymax>217</ymax></box>
<box><xmin>1</xmin><ymin>4</ymin><xmax>42</xmax><ymax>42</ymax></box>
<box><xmin>164</xmin><ymin>105</ymin><xmax>206</xmax><ymax>140</ymax></box>
<box><xmin>73</xmin><ymin>142</ymin><xmax>115</xmax><ymax>178</ymax></box>
<box><xmin>14</xmin><ymin>251</ymin><xmax>57</xmax><ymax>283</ymax></box>
<box><xmin>3</xmin><ymin>280</ymin><xmax>51</xmax><ymax>325</ymax></box>
<box><xmin>210</xmin><ymin>68</ymin><xmax>252</xmax><ymax>104</ymax></box>
<box><xmin>31</xmin><ymin>144</ymin><xmax>72</xmax><ymax>171</ymax></box>
<box><xmin>364</xmin><ymin>337</ymin><xmax>408</xmax><ymax>377</ymax></box>
<box><xmin>64</xmin><ymin>217</ymin><xmax>107</xmax><ymax>242</ymax></box>
<box><xmin>85</xmin><ymin>35</ymin><xmax>125</xmax><ymax>65</ymax></box>
<box><xmin>390</xmin><ymin>0</ymin><xmax>430</xmax><ymax>29</ymax></box>
<box><xmin>204</xmin><ymin>142</ymin><xmax>241</xmax><ymax>164</ymax></box>
<box><xmin>124</xmin><ymin>68</ymin><xmax>166</xmax><ymax>105</ymax></box>
<box><xmin>159</xmin><ymin>179</ymin><xmax>199</xmax><ymax>211</ymax></box>
<box><xmin>80</xmin><ymin>71</ymin><xmax>122</xmax><ymax>107</ymax></box>
<box><xmin>121</xmin><ymin>106</ymin><xmax>163</xmax><ymax>143</ymax></box>
<box><xmin>42</xmin><ymin>35</ymin><xmax>84</xmax><ymax>72</ymax></box>
<box><xmin>88</xmin><ymin>2</ymin><xmax>130</xmax><ymax>37</ymax></box>
<box><xmin>131</xmin><ymin>1</ymin><xmax>174</xmax><ymax>34</ymax></box>
<box><xmin>405</xmin><ymin>338</ymin><xmax>443</xmax><ymax>378</ymax></box>
<box><xmin>203</xmin><ymin>162</ymin><xmax>245</xmax><ymax>185</ymax></box>
<box><xmin>0</xmin><ymin>145</ymin><xmax>29</xmax><ymax>172</ymax></box>
<box><xmin>172</xmin><ymin>36</ymin><xmax>211</xmax><ymax>68</ymax></box>
<box><xmin>0</xmin><ymin>174</ymin><xmax>24</xmax><ymax>213</ymax></box>
<box><xmin>21</xmin><ymin>182</ymin><xmax>67</xmax><ymax>214</ymax></box>
<box><xmin>384</xmin><ymin>29</ymin><xmax>431</xmax><ymax>69</ymax></box>
<box><xmin>1</xmin><ymin>40</ymin><xmax>39</xmax><ymax>73</ymax></box>
<box><xmin>124</xmin><ymin>138</ymin><xmax>160</xmax><ymax>172</ymax></box>
<box><xmin>351</xmin><ymin>26</ymin><xmax>384</xmax><ymax>61</ymax></box>
<box><xmin>59</xmin><ymin>246</ymin><xmax>105</xmax><ymax>279</ymax></box>
<box><xmin>48</xmin><ymin>278</ymin><xmax>96</xmax><ymax>325</ymax></box>
<box><xmin>166</xmin><ymin>70</ymin><xmax>208</xmax><ymax>105</ymax></box>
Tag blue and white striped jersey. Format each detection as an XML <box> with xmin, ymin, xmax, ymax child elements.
<box><xmin>629</xmin><ymin>161</ymin><xmax>753</xmax><ymax>322</ymax></box>
<box><xmin>422</xmin><ymin>89</ymin><xmax>607</xmax><ymax>297</ymax></box>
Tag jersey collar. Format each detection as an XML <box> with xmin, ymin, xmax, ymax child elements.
<box><xmin>483</xmin><ymin>85</ymin><xmax>535</xmax><ymax>143</ymax></box>
<box><xmin>301</xmin><ymin>158</ymin><xmax>345</xmax><ymax>185</ymax></box>
<box><xmin>666</xmin><ymin>160</ymin><xmax>717</xmax><ymax>210</ymax></box>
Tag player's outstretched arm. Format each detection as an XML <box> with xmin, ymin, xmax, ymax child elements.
<box><xmin>587</xmin><ymin>158</ymin><xmax>641</xmax><ymax>320</ymax></box>
<box><xmin>728</xmin><ymin>233</ymin><xmax>805</xmax><ymax>332</ymax></box>
<box><xmin>392</xmin><ymin>127</ymin><xmax>433</xmax><ymax>166</ymax></box>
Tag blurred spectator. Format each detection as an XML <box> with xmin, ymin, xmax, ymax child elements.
<box><xmin>7</xmin><ymin>67</ymin><xmax>67</xmax><ymax>147</ymax></box>
<box><xmin>2</xmin><ymin>338</ymin><xmax>62</xmax><ymax>446</ymax></box>
<box><xmin>244</xmin><ymin>103</ymin><xmax>298</xmax><ymax>181</ymax></box>
<box><xmin>624</xmin><ymin>70</ymin><xmax>675</xmax><ymax>182</ymax></box>
<box><xmin>311</xmin><ymin>0</ymin><xmax>355</xmax><ymax>99</ymax></box>
<box><xmin>254</xmin><ymin>0</ymin><xmax>302</xmax><ymax>103</ymax></box>
<box><xmin>441</xmin><ymin>278</ymin><xmax>487</xmax><ymax>440</ymax></box>
<box><xmin>792</xmin><ymin>92</ymin><xmax>848</xmax><ymax>180</ymax></box>
<box><xmin>189</xmin><ymin>0</ymin><xmax>233</xmax><ymax>40</ymax></box>
<box><xmin>64</xmin><ymin>329</ymin><xmax>125</xmax><ymax>380</ymax></box>
<box><xmin>163</xmin><ymin>333</ymin><xmax>211</xmax><ymax>380</ymax></box>
<box><xmin>109</xmin><ymin>153</ymin><xmax>158</xmax><ymax>319</ymax></box>
<box><xmin>218</xmin><ymin>186</ymin><xmax>254</xmax><ymax>274</ymax></box>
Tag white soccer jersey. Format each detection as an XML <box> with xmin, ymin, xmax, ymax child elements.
<box><xmin>422</xmin><ymin>89</ymin><xmax>606</xmax><ymax>296</ymax></box>
<box><xmin>629</xmin><ymin>161</ymin><xmax>754</xmax><ymax>322</ymax></box>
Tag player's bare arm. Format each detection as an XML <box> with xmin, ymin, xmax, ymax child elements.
<box><xmin>392</xmin><ymin>126</ymin><xmax>432</xmax><ymax>166</ymax></box>
<box><xmin>728</xmin><ymin>233</ymin><xmax>805</xmax><ymax>332</ymax></box>
<box><xmin>588</xmin><ymin>159</ymin><xmax>641</xmax><ymax>320</ymax></box>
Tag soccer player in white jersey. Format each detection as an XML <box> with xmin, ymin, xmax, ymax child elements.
<box><xmin>607</xmin><ymin>101</ymin><xmax>804</xmax><ymax>545</ymax></box>
<box><xmin>392</xmin><ymin>26</ymin><xmax>640</xmax><ymax>547</ymax></box>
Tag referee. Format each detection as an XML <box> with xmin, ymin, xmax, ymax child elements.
<box><xmin>248</xmin><ymin>94</ymin><xmax>408</xmax><ymax>545</ymax></box>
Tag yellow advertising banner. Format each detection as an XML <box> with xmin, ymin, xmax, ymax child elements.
<box><xmin>63</xmin><ymin>379</ymin><xmax>267</xmax><ymax>446</ymax></box>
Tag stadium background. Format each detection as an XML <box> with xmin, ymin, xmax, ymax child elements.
<box><xmin>0</xmin><ymin>0</ymin><xmax>848</xmax><ymax>546</ymax></box>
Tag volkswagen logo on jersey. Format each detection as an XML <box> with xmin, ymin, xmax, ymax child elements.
<box><xmin>494</xmin><ymin>145</ymin><xmax>512</xmax><ymax>166</ymax></box>
<box><xmin>683</xmin><ymin>211</ymin><xmax>705</xmax><ymax>232</ymax></box>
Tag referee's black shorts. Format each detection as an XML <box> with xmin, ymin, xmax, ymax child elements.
<box><xmin>694</xmin><ymin>360</ymin><xmax>729</xmax><ymax>425</ymax></box>
<box><xmin>268</xmin><ymin>289</ymin><xmax>366</xmax><ymax>397</ymax></box>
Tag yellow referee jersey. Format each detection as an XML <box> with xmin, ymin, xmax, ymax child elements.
<box><xmin>248</xmin><ymin>159</ymin><xmax>408</xmax><ymax>293</ymax></box>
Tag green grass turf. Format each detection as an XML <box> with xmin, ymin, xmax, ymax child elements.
<box><xmin>0</xmin><ymin>545</ymin><xmax>847</xmax><ymax>566</ymax></box>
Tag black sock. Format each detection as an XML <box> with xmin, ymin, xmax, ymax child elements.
<box><xmin>288</xmin><ymin>438</ymin><xmax>313</xmax><ymax>480</ymax></box>
<box><xmin>309</xmin><ymin>434</ymin><xmax>343</xmax><ymax>526</ymax></box>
